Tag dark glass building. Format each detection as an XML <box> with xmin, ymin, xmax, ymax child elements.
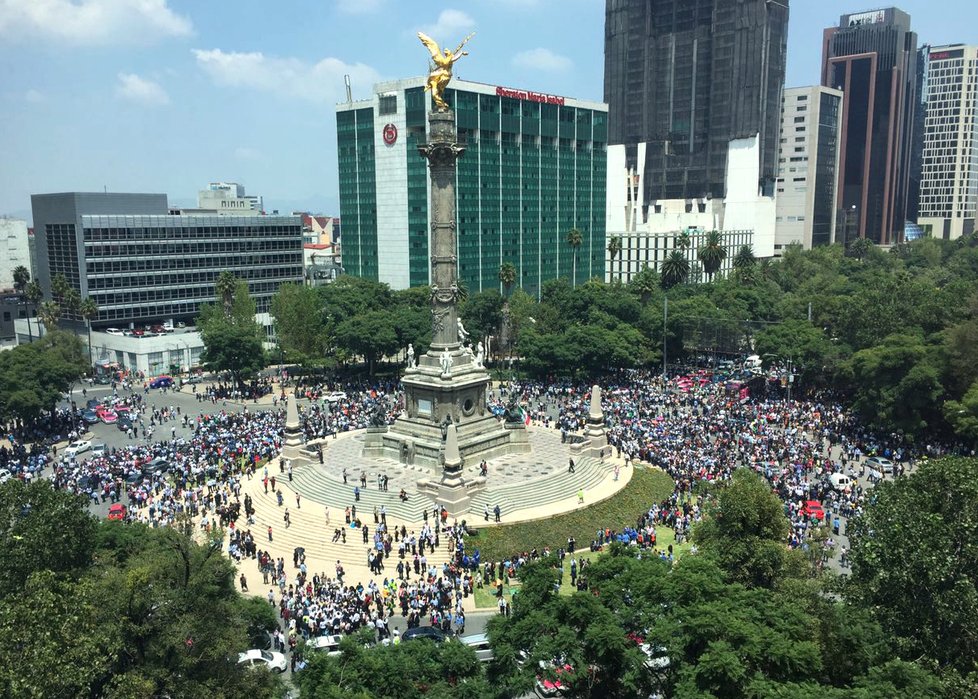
<box><xmin>604</xmin><ymin>0</ymin><xmax>789</xmax><ymax>203</ymax></box>
<box><xmin>31</xmin><ymin>193</ymin><xmax>303</xmax><ymax>327</ymax></box>
<box><xmin>821</xmin><ymin>8</ymin><xmax>919</xmax><ymax>244</ymax></box>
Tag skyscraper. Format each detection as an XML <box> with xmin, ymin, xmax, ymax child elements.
<box><xmin>337</xmin><ymin>77</ymin><xmax>607</xmax><ymax>296</ymax></box>
<box><xmin>821</xmin><ymin>8</ymin><xmax>919</xmax><ymax>244</ymax></box>
<box><xmin>917</xmin><ymin>44</ymin><xmax>978</xmax><ymax>240</ymax></box>
<box><xmin>775</xmin><ymin>86</ymin><xmax>844</xmax><ymax>253</ymax></box>
<box><xmin>604</xmin><ymin>0</ymin><xmax>789</xmax><ymax>203</ymax></box>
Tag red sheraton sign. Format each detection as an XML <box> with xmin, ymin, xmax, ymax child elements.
<box><xmin>495</xmin><ymin>86</ymin><xmax>565</xmax><ymax>106</ymax></box>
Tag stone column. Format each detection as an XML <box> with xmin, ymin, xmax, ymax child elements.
<box><xmin>419</xmin><ymin>110</ymin><xmax>465</xmax><ymax>351</ymax></box>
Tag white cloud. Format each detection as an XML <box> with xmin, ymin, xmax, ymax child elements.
<box><xmin>193</xmin><ymin>48</ymin><xmax>381</xmax><ymax>104</ymax></box>
<box><xmin>512</xmin><ymin>47</ymin><xmax>572</xmax><ymax>72</ymax></box>
<box><xmin>24</xmin><ymin>89</ymin><xmax>45</xmax><ymax>103</ymax></box>
<box><xmin>419</xmin><ymin>9</ymin><xmax>475</xmax><ymax>41</ymax></box>
<box><xmin>116</xmin><ymin>73</ymin><xmax>170</xmax><ymax>106</ymax></box>
<box><xmin>335</xmin><ymin>0</ymin><xmax>383</xmax><ymax>14</ymax></box>
<box><xmin>0</xmin><ymin>0</ymin><xmax>192</xmax><ymax>44</ymax></box>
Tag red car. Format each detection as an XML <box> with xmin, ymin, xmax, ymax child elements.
<box><xmin>107</xmin><ymin>503</ymin><xmax>127</xmax><ymax>521</ymax></box>
<box><xmin>801</xmin><ymin>500</ymin><xmax>825</xmax><ymax>520</ymax></box>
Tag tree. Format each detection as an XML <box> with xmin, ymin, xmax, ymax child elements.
<box><xmin>0</xmin><ymin>331</ymin><xmax>87</xmax><ymax>423</ymax></box>
<box><xmin>733</xmin><ymin>244</ymin><xmax>756</xmax><ymax>270</ymax></box>
<box><xmin>37</xmin><ymin>300</ymin><xmax>60</xmax><ymax>332</ymax></box>
<box><xmin>498</xmin><ymin>261</ymin><xmax>518</xmax><ymax>297</ymax></box>
<box><xmin>627</xmin><ymin>265</ymin><xmax>660</xmax><ymax>304</ymax></box>
<box><xmin>24</xmin><ymin>279</ymin><xmax>42</xmax><ymax>341</ymax></box>
<box><xmin>79</xmin><ymin>297</ymin><xmax>98</xmax><ymax>374</ymax></box>
<box><xmin>270</xmin><ymin>282</ymin><xmax>329</xmax><ymax>363</ymax></box>
<box><xmin>12</xmin><ymin>265</ymin><xmax>29</xmax><ymax>293</ymax></box>
<box><xmin>198</xmin><ymin>279</ymin><xmax>265</xmax><ymax>388</ymax></box>
<box><xmin>945</xmin><ymin>380</ymin><xmax>978</xmax><ymax>444</ymax></box>
<box><xmin>676</xmin><ymin>230</ymin><xmax>691</xmax><ymax>250</ymax></box>
<box><xmin>846</xmin><ymin>457</ymin><xmax>978</xmax><ymax>679</ymax></box>
<box><xmin>460</xmin><ymin>290</ymin><xmax>504</xmax><ymax>356</ymax></box>
<box><xmin>660</xmin><ymin>250</ymin><xmax>690</xmax><ymax>290</ymax></box>
<box><xmin>607</xmin><ymin>235</ymin><xmax>622</xmax><ymax>282</ymax></box>
<box><xmin>754</xmin><ymin>319</ymin><xmax>839</xmax><ymax>383</ymax></box>
<box><xmin>697</xmin><ymin>229</ymin><xmax>727</xmax><ymax>281</ymax></box>
<box><xmin>215</xmin><ymin>270</ymin><xmax>239</xmax><ymax>319</ymax></box>
<box><xmin>50</xmin><ymin>272</ymin><xmax>70</xmax><ymax>307</ymax></box>
<box><xmin>846</xmin><ymin>236</ymin><xmax>874</xmax><ymax>260</ymax></box>
<box><xmin>333</xmin><ymin>310</ymin><xmax>399</xmax><ymax>374</ymax></box>
<box><xmin>567</xmin><ymin>227</ymin><xmax>583</xmax><ymax>287</ymax></box>
<box><xmin>694</xmin><ymin>469</ymin><xmax>801</xmax><ymax>589</ymax></box>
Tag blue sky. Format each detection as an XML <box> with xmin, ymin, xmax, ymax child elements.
<box><xmin>1</xmin><ymin>0</ymin><xmax>974</xmax><ymax>222</ymax></box>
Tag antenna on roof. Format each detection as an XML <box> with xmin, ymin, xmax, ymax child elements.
<box><xmin>344</xmin><ymin>75</ymin><xmax>352</xmax><ymax>103</ymax></box>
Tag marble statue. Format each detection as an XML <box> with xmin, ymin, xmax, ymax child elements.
<box><xmin>440</xmin><ymin>347</ymin><xmax>453</xmax><ymax>375</ymax></box>
<box><xmin>417</xmin><ymin>31</ymin><xmax>475</xmax><ymax>112</ymax></box>
<box><xmin>475</xmin><ymin>341</ymin><xmax>485</xmax><ymax>368</ymax></box>
<box><xmin>457</xmin><ymin>318</ymin><xmax>470</xmax><ymax>344</ymax></box>
<box><xmin>406</xmin><ymin>343</ymin><xmax>415</xmax><ymax>368</ymax></box>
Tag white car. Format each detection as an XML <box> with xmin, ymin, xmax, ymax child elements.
<box><xmin>0</xmin><ymin>468</ymin><xmax>11</xmax><ymax>484</ymax></box>
<box><xmin>307</xmin><ymin>634</ymin><xmax>344</xmax><ymax>655</ymax></box>
<box><xmin>237</xmin><ymin>649</ymin><xmax>287</xmax><ymax>673</ymax></box>
<box><xmin>865</xmin><ymin>456</ymin><xmax>895</xmax><ymax>474</ymax></box>
<box><xmin>325</xmin><ymin>392</ymin><xmax>348</xmax><ymax>403</ymax></box>
<box><xmin>105</xmin><ymin>328</ymin><xmax>125</xmax><ymax>336</ymax></box>
<box><xmin>64</xmin><ymin>440</ymin><xmax>92</xmax><ymax>457</ymax></box>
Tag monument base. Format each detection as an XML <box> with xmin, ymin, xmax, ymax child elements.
<box><xmin>417</xmin><ymin>472</ymin><xmax>487</xmax><ymax>518</ymax></box>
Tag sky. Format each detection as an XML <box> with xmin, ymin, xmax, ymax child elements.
<box><xmin>1</xmin><ymin>0</ymin><xmax>975</xmax><ymax>223</ymax></box>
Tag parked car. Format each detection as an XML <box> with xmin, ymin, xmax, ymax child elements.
<box><xmin>91</xmin><ymin>443</ymin><xmax>107</xmax><ymax>457</ymax></box>
<box><xmin>117</xmin><ymin>416</ymin><xmax>134</xmax><ymax>433</ymax></box>
<box><xmin>141</xmin><ymin>457</ymin><xmax>169</xmax><ymax>476</ymax></box>
<box><xmin>865</xmin><ymin>456</ymin><xmax>895</xmax><ymax>474</ymax></box>
<box><xmin>149</xmin><ymin>376</ymin><xmax>174</xmax><ymax>389</ymax></box>
<box><xmin>131</xmin><ymin>329</ymin><xmax>145</xmax><ymax>337</ymax></box>
<box><xmin>150</xmin><ymin>324</ymin><xmax>165</xmax><ymax>334</ymax></box>
<box><xmin>0</xmin><ymin>468</ymin><xmax>11</xmax><ymax>484</ymax></box>
<box><xmin>829</xmin><ymin>473</ymin><xmax>852</xmax><ymax>492</ymax></box>
<box><xmin>81</xmin><ymin>409</ymin><xmax>100</xmax><ymax>425</ymax></box>
<box><xmin>325</xmin><ymin>391</ymin><xmax>348</xmax><ymax>403</ymax></box>
<box><xmin>237</xmin><ymin>649</ymin><xmax>287</xmax><ymax>673</ymax></box>
<box><xmin>459</xmin><ymin>633</ymin><xmax>494</xmax><ymax>662</ymax></box>
<box><xmin>106</xmin><ymin>328</ymin><xmax>125</xmax><ymax>336</ymax></box>
<box><xmin>536</xmin><ymin>660</ymin><xmax>574</xmax><ymax>697</ymax></box>
<box><xmin>401</xmin><ymin>626</ymin><xmax>449</xmax><ymax>643</ymax></box>
<box><xmin>107</xmin><ymin>503</ymin><xmax>127</xmax><ymax>521</ymax></box>
<box><xmin>64</xmin><ymin>440</ymin><xmax>92</xmax><ymax>457</ymax></box>
<box><xmin>86</xmin><ymin>398</ymin><xmax>100</xmax><ymax>411</ymax></box>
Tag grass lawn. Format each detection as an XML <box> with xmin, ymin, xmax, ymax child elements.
<box><xmin>467</xmin><ymin>466</ymin><xmax>677</xmax><ymax>609</ymax></box>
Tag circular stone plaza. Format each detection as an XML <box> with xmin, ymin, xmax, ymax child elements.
<box><xmin>229</xmin><ymin>404</ymin><xmax>631</xmax><ymax>606</ymax></box>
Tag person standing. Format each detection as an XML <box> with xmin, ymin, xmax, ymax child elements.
<box><xmin>493</xmin><ymin>504</ymin><xmax>501</xmax><ymax>523</ymax></box>
<box><xmin>354</xmin><ymin>485</ymin><xmax>360</xmax><ymax>502</ymax></box>
<box><xmin>568</xmin><ymin>458</ymin><xmax>576</xmax><ymax>474</ymax></box>
<box><xmin>484</xmin><ymin>504</ymin><xmax>490</xmax><ymax>522</ymax></box>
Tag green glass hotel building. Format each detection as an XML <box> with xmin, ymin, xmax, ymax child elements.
<box><xmin>336</xmin><ymin>77</ymin><xmax>608</xmax><ymax>296</ymax></box>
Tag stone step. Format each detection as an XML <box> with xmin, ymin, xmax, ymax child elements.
<box><xmin>289</xmin><ymin>468</ymin><xmax>435</xmax><ymax>520</ymax></box>
<box><xmin>465</xmin><ymin>457</ymin><xmax>609</xmax><ymax>515</ymax></box>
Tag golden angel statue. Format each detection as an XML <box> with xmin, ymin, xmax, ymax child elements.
<box><xmin>418</xmin><ymin>31</ymin><xmax>475</xmax><ymax>111</ymax></box>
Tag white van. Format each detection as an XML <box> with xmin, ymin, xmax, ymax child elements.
<box><xmin>829</xmin><ymin>473</ymin><xmax>852</xmax><ymax>491</ymax></box>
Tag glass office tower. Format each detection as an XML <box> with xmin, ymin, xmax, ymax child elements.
<box><xmin>337</xmin><ymin>77</ymin><xmax>608</xmax><ymax>297</ymax></box>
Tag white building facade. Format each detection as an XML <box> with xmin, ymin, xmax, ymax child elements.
<box><xmin>605</xmin><ymin>134</ymin><xmax>775</xmax><ymax>284</ymax></box>
<box><xmin>918</xmin><ymin>45</ymin><xmax>978</xmax><ymax>240</ymax></box>
<box><xmin>197</xmin><ymin>182</ymin><xmax>263</xmax><ymax>215</ymax></box>
<box><xmin>0</xmin><ymin>217</ymin><xmax>31</xmax><ymax>291</ymax></box>
<box><xmin>774</xmin><ymin>86</ymin><xmax>844</xmax><ymax>254</ymax></box>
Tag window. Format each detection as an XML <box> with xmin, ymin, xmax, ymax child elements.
<box><xmin>378</xmin><ymin>94</ymin><xmax>397</xmax><ymax>115</ymax></box>
<box><xmin>793</xmin><ymin>116</ymin><xmax>806</xmax><ymax>123</ymax></box>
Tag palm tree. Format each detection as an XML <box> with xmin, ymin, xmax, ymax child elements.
<box><xmin>38</xmin><ymin>301</ymin><xmax>61</xmax><ymax>333</ymax></box>
<box><xmin>498</xmin><ymin>262</ymin><xmax>517</xmax><ymax>298</ymax></box>
<box><xmin>566</xmin><ymin>228</ymin><xmax>583</xmax><ymax>287</ymax></box>
<box><xmin>24</xmin><ymin>280</ymin><xmax>42</xmax><ymax>341</ymax></box>
<box><xmin>629</xmin><ymin>265</ymin><xmax>659</xmax><ymax>303</ymax></box>
<box><xmin>12</xmin><ymin>265</ymin><xmax>29</xmax><ymax>293</ymax></box>
<box><xmin>64</xmin><ymin>288</ymin><xmax>81</xmax><ymax>318</ymax></box>
<box><xmin>697</xmin><ymin>230</ymin><xmax>727</xmax><ymax>281</ymax></box>
<box><xmin>80</xmin><ymin>297</ymin><xmax>98</xmax><ymax>374</ymax></box>
<box><xmin>676</xmin><ymin>230</ymin><xmax>692</xmax><ymax>250</ymax></box>
<box><xmin>607</xmin><ymin>235</ymin><xmax>622</xmax><ymax>282</ymax></box>
<box><xmin>215</xmin><ymin>271</ymin><xmax>238</xmax><ymax>319</ymax></box>
<box><xmin>733</xmin><ymin>245</ymin><xmax>756</xmax><ymax>270</ymax></box>
<box><xmin>660</xmin><ymin>250</ymin><xmax>691</xmax><ymax>290</ymax></box>
<box><xmin>51</xmin><ymin>273</ymin><xmax>70</xmax><ymax>307</ymax></box>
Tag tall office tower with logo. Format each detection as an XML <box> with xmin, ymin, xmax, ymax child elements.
<box><xmin>336</xmin><ymin>77</ymin><xmax>608</xmax><ymax>296</ymax></box>
<box><xmin>917</xmin><ymin>45</ymin><xmax>978</xmax><ymax>240</ymax></box>
<box><xmin>821</xmin><ymin>7</ymin><xmax>919</xmax><ymax>244</ymax></box>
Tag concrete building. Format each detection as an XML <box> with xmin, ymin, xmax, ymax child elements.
<box><xmin>0</xmin><ymin>294</ymin><xmax>36</xmax><ymax>349</ymax></box>
<box><xmin>337</xmin><ymin>77</ymin><xmax>608</xmax><ymax>296</ymax></box>
<box><xmin>303</xmin><ymin>243</ymin><xmax>343</xmax><ymax>286</ymax></box>
<box><xmin>609</xmin><ymin>227</ymin><xmax>753</xmax><ymax>284</ymax></box>
<box><xmin>774</xmin><ymin>86</ymin><xmax>844</xmax><ymax>254</ymax></box>
<box><xmin>298</xmin><ymin>214</ymin><xmax>341</xmax><ymax>246</ymax></box>
<box><xmin>30</xmin><ymin>192</ymin><xmax>303</xmax><ymax>329</ymax></box>
<box><xmin>822</xmin><ymin>7</ymin><xmax>920</xmax><ymax>244</ymax></box>
<box><xmin>197</xmin><ymin>182</ymin><xmax>263</xmax><ymax>215</ymax></box>
<box><xmin>917</xmin><ymin>44</ymin><xmax>978</xmax><ymax>240</ymax></box>
<box><xmin>0</xmin><ymin>217</ymin><xmax>31</xmax><ymax>291</ymax></box>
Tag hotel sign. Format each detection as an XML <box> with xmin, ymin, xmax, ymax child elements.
<box><xmin>930</xmin><ymin>49</ymin><xmax>964</xmax><ymax>61</ymax></box>
<box><xmin>495</xmin><ymin>86</ymin><xmax>565</xmax><ymax>106</ymax></box>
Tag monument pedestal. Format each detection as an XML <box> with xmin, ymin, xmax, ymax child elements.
<box><xmin>281</xmin><ymin>394</ymin><xmax>311</xmax><ymax>466</ymax></box>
